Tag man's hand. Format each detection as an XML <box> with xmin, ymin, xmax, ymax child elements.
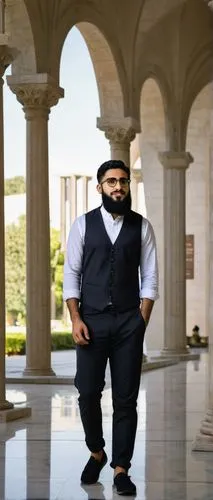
<box><xmin>140</xmin><ymin>298</ymin><xmax>154</xmax><ymax>328</ymax></box>
<box><xmin>72</xmin><ymin>317</ymin><xmax>90</xmax><ymax>345</ymax></box>
<box><xmin>66</xmin><ymin>298</ymin><xmax>90</xmax><ymax>346</ymax></box>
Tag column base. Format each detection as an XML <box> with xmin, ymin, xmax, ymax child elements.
<box><xmin>0</xmin><ymin>400</ymin><xmax>14</xmax><ymax>411</ymax></box>
<box><xmin>161</xmin><ymin>347</ymin><xmax>200</xmax><ymax>361</ymax></box>
<box><xmin>23</xmin><ymin>367</ymin><xmax>56</xmax><ymax>377</ymax></box>
<box><xmin>192</xmin><ymin>410</ymin><xmax>213</xmax><ymax>451</ymax></box>
<box><xmin>0</xmin><ymin>405</ymin><xmax>31</xmax><ymax>423</ymax></box>
<box><xmin>161</xmin><ymin>346</ymin><xmax>189</xmax><ymax>356</ymax></box>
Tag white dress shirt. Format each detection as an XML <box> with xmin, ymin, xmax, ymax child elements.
<box><xmin>63</xmin><ymin>205</ymin><xmax>159</xmax><ymax>302</ymax></box>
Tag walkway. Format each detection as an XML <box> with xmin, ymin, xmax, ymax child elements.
<box><xmin>1</xmin><ymin>352</ymin><xmax>211</xmax><ymax>499</ymax></box>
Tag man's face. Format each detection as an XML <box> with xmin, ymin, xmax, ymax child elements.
<box><xmin>97</xmin><ymin>168</ymin><xmax>130</xmax><ymax>200</ymax></box>
<box><xmin>97</xmin><ymin>168</ymin><xmax>131</xmax><ymax>215</ymax></box>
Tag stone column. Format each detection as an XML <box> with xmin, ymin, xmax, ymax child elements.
<box><xmin>69</xmin><ymin>175</ymin><xmax>77</xmax><ymax>225</ymax></box>
<box><xmin>159</xmin><ymin>152</ymin><xmax>193</xmax><ymax>355</ymax></box>
<box><xmin>107</xmin><ymin>126</ymin><xmax>134</xmax><ymax>166</ymax></box>
<box><xmin>131</xmin><ymin>168</ymin><xmax>142</xmax><ymax>212</ymax></box>
<box><xmin>7</xmin><ymin>74</ymin><xmax>64</xmax><ymax>376</ymax></box>
<box><xmin>0</xmin><ymin>44</ymin><xmax>31</xmax><ymax>418</ymax></box>
<box><xmin>60</xmin><ymin>177</ymin><xmax>66</xmax><ymax>251</ymax></box>
<box><xmin>82</xmin><ymin>176</ymin><xmax>89</xmax><ymax>212</ymax></box>
<box><xmin>97</xmin><ymin>117</ymin><xmax>140</xmax><ymax>167</ymax></box>
<box><xmin>192</xmin><ymin>119</ymin><xmax>213</xmax><ymax>450</ymax></box>
<box><xmin>0</xmin><ymin>47</ymin><xmax>13</xmax><ymax>412</ymax></box>
<box><xmin>97</xmin><ymin>118</ymin><xmax>140</xmax><ymax>212</ymax></box>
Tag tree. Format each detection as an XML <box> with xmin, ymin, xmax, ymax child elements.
<box><xmin>50</xmin><ymin>228</ymin><xmax>64</xmax><ymax>318</ymax></box>
<box><xmin>5</xmin><ymin>176</ymin><xmax>26</xmax><ymax>196</ymax></box>
<box><xmin>5</xmin><ymin>214</ymin><xmax>26</xmax><ymax>324</ymax></box>
<box><xmin>5</xmin><ymin>218</ymin><xmax>64</xmax><ymax>324</ymax></box>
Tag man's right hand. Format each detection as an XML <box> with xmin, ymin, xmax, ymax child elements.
<box><xmin>72</xmin><ymin>318</ymin><xmax>90</xmax><ymax>345</ymax></box>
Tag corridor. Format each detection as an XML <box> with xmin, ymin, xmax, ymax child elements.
<box><xmin>0</xmin><ymin>353</ymin><xmax>211</xmax><ymax>500</ymax></box>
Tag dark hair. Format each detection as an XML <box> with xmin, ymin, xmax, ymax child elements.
<box><xmin>97</xmin><ymin>160</ymin><xmax>130</xmax><ymax>183</ymax></box>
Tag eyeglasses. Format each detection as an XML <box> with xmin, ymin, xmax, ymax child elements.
<box><xmin>101</xmin><ymin>177</ymin><xmax>130</xmax><ymax>188</ymax></box>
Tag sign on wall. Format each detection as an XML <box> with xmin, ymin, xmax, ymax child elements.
<box><xmin>186</xmin><ymin>235</ymin><xmax>194</xmax><ymax>279</ymax></box>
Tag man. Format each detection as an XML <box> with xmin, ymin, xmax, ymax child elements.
<box><xmin>63</xmin><ymin>160</ymin><xmax>159</xmax><ymax>496</ymax></box>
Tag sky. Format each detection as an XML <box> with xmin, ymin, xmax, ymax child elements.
<box><xmin>4</xmin><ymin>27</ymin><xmax>110</xmax><ymax>228</ymax></box>
<box><xmin>4</xmin><ymin>26</ymin><xmax>110</xmax><ymax>178</ymax></box>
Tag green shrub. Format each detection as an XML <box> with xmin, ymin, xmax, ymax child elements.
<box><xmin>6</xmin><ymin>331</ymin><xmax>75</xmax><ymax>356</ymax></box>
<box><xmin>51</xmin><ymin>332</ymin><xmax>75</xmax><ymax>351</ymax></box>
<box><xmin>6</xmin><ymin>334</ymin><xmax>26</xmax><ymax>355</ymax></box>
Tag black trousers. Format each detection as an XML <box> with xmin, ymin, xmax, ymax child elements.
<box><xmin>74</xmin><ymin>306</ymin><xmax>145</xmax><ymax>470</ymax></box>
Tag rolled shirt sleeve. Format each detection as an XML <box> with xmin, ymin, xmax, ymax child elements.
<box><xmin>140</xmin><ymin>218</ymin><xmax>159</xmax><ymax>301</ymax></box>
<box><xmin>63</xmin><ymin>215</ymin><xmax>85</xmax><ymax>301</ymax></box>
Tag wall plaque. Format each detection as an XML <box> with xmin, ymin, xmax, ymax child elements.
<box><xmin>186</xmin><ymin>235</ymin><xmax>194</xmax><ymax>279</ymax></box>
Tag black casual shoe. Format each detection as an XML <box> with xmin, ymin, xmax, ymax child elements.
<box><xmin>81</xmin><ymin>450</ymin><xmax>107</xmax><ymax>484</ymax></box>
<box><xmin>114</xmin><ymin>472</ymin><xmax>136</xmax><ymax>496</ymax></box>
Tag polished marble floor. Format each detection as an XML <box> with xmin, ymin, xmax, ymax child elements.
<box><xmin>1</xmin><ymin>352</ymin><xmax>212</xmax><ymax>500</ymax></box>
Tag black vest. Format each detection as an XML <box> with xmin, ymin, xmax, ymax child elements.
<box><xmin>80</xmin><ymin>207</ymin><xmax>142</xmax><ymax>312</ymax></box>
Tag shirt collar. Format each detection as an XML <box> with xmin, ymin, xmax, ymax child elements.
<box><xmin>100</xmin><ymin>205</ymin><xmax>124</xmax><ymax>222</ymax></box>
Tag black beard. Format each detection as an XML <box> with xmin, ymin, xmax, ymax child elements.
<box><xmin>101</xmin><ymin>190</ymin><xmax>132</xmax><ymax>215</ymax></box>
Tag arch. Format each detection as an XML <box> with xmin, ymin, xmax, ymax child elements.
<box><xmin>6</xmin><ymin>0</ymin><xmax>36</xmax><ymax>74</ymax></box>
<box><xmin>133</xmin><ymin>0</ymin><xmax>213</xmax><ymax>151</ymax></box>
<box><xmin>140</xmin><ymin>67</ymin><xmax>169</xmax><ymax>147</ymax></box>
<box><xmin>24</xmin><ymin>1</ymin><xmax>127</xmax><ymax>119</ymax></box>
<box><xmin>140</xmin><ymin>77</ymin><xmax>166</xmax><ymax>145</ymax></box>
<box><xmin>75</xmin><ymin>22</ymin><xmax>124</xmax><ymax>119</ymax></box>
<box><xmin>181</xmin><ymin>45</ymin><xmax>213</xmax><ymax>150</ymax></box>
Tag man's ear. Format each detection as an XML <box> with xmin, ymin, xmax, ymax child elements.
<box><xmin>96</xmin><ymin>184</ymin><xmax>102</xmax><ymax>194</ymax></box>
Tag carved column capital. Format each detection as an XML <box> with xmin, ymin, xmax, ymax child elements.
<box><xmin>7</xmin><ymin>74</ymin><xmax>64</xmax><ymax>115</ymax></box>
<box><xmin>97</xmin><ymin>117</ymin><xmax>140</xmax><ymax>145</ymax></box>
<box><xmin>9</xmin><ymin>83</ymin><xmax>62</xmax><ymax>108</ymax></box>
<box><xmin>158</xmin><ymin>151</ymin><xmax>194</xmax><ymax>170</ymax></box>
<box><xmin>104</xmin><ymin>126</ymin><xmax>136</xmax><ymax>144</ymax></box>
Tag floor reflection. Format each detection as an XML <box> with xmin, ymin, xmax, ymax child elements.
<box><xmin>0</xmin><ymin>353</ymin><xmax>212</xmax><ymax>499</ymax></box>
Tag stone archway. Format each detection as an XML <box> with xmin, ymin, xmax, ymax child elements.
<box><xmin>5</xmin><ymin>1</ymin><xmax>138</xmax><ymax>378</ymax></box>
<box><xmin>6</xmin><ymin>0</ymin><xmax>36</xmax><ymax>75</ymax></box>
<box><xmin>76</xmin><ymin>22</ymin><xmax>124</xmax><ymax>120</ymax></box>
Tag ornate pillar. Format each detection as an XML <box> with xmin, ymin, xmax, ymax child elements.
<box><xmin>0</xmin><ymin>44</ymin><xmax>30</xmax><ymax>419</ymax></box>
<box><xmin>97</xmin><ymin>117</ymin><xmax>140</xmax><ymax>168</ymax></box>
<box><xmin>7</xmin><ymin>74</ymin><xmax>64</xmax><ymax>376</ymax></box>
<box><xmin>159</xmin><ymin>152</ymin><xmax>193</xmax><ymax>355</ymax></box>
<box><xmin>191</xmin><ymin>0</ymin><xmax>213</xmax><ymax>451</ymax></box>
<box><xmin>97</xmin><ymin>117</ymin><xmax>140</xmax><ymax>212</ymax></box>
<box><xmin>0</xmin><ymin>47</ymin><xmax>13</xmax><ymax>412</ymax></box>
<box><xmin>192</xmin><ymin>115</ymin><xmax>213</xmax><ymax>450</ymax></box>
